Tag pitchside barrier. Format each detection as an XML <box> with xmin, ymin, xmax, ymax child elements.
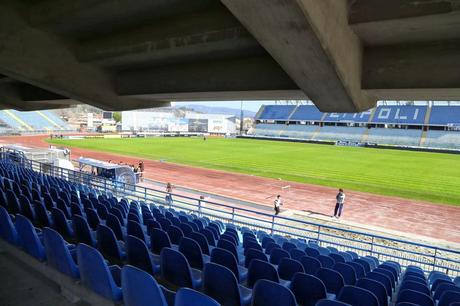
<box><xmin>3</xmin><ymin>153</ymin><xmax>460</xmax><ymax>277</ymax></box>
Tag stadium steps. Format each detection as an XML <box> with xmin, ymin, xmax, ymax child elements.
<box><xmin>361</xmin><ymin>108</ymin><xmax>377</xmax><ymax>142</ymax></box>
<box><xmin>286</xmin><ymin>105</ymin><xmax>299</xmax><ymax>121</ymax></box>
<box><xmin>36</xmin><ymin>111</ymin><xmax>62</xmax><ymax>129</ymax></box>
<box><xmin>419</xmin><ymin>107</ymin><xmax>433</xmax><ymax>146</ymax></box>
<box><xmin>3</xmin><ymin>110</ymin><xmax>33</xmax><ymax>131</ymax></box>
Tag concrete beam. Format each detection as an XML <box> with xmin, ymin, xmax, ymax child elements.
<box><xmin>0</xmin><ymin>2</ymin><xmax>169</xmax><ymax>111</ymax></box>
<box><xmin>29</xmin><ymin>0</ymin><xmax>217</xmax><ymax>38</ymax></box>
<box><xmin>77</xmin><ymin>9</ymin><xmax>263</xmax><ymax>68</ymax></box>
<box><xmin>221</xmin><ymin>0</ymin><xmax>374</xmax><ymax>112</ymax></box>
<box><xmin>363</xmin><ymin>40</ymin><xmax>460</xmax><ymax>100</ymax></box>
<box><xmin>115</xmin><ymin>56</ymin><xmax>299</xmax><ymax>96</ymax></box>
<box><xmin>350</xmin><ymin>0</ymin><xmax>460</xmax><ymax>46</ymax></box>
<box><xmin>0</xmin><ymin>83</ymin><xmax>70</xmax><ymax>111</ymax></box>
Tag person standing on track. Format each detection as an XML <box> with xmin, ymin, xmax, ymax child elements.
<box><xmin>274</xmin><ymin>195</ymin><xmax>283</xmax><ymax>215</ymax></box>
<box><xmin>138</xmin><ymin>160</ymin><xmax>144</xmax><ymax>182</ymax></box>
<box><xmin>165</xmin><ymin>182</ymin><xmax>173</xmax><ymax>205</ymax></box>
<box><xmin>333</xmin><ymin>188</ymin><xmax>346</xmax><ymax>218</ymax></box>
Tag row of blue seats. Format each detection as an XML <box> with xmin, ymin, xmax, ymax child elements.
<box><xmin>0</xmin><ymin>161</ymin><xmax>460</xmax><ymax>306</ymax></box>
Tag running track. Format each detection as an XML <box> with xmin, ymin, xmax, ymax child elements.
<box><xmin>2</xmin><ymin>135</ymin><xmax>459</xmax><ymax>244</ymax></box>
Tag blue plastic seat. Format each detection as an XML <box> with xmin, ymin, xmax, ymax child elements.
<box><xmin>429</xmin><ymin>271</ymin><xmax>452</xmax><ymax>286</ymax></box>
<box><xmin>217</xmin><ymin>239</ymin><xmax>241</xmax><ymax>264</ymax></box>
<box><xmin>167</xmin><ymin>225</ymin><xmax>184</xmax><ymax>245</ymax></box>
<box><xmin>15</xmin><ymin>214</ymin><xmax>46</xmax><ymax>261</ymax></box>
<box><xmin>366</xmin><ymin>271</ymin><xmax>392</xmax><ymax>296</ymax></box>
<box><xmin>203</xmin><ymin>262</ymin><xmax>252</xmax><ymax>306</ymax></box>
<box><xmin>337</xmin><ymin>285</ymin><xmax>379</xmax><ymax>306</ymax></box>
<box><xmin>397</xmin><ymin>289</ymin><xmax>434</xmax><ymax>306</ymax></box>
<box><xmin>330</xmin><ymin>253</ymin><xmax>345</xmax><ymax>264</ymax></box>
<box><xmin>190</xmin><ymin>231</ymin><xmax>211</xmax><ymax>255</ymax></box>
<box><xmin>77</xmin><ymin>244</ymin><xmax>122</xmax><ymax>302</ymax></box>
<box><xmin>453</xmin><ymin>276</ymin><xmax>460</xmax><ymax>286</ymax></box>
<box><xmin>150</xmin><ymin>228</ymin><xmax>173</xmax><ymax>255</ymax></box>
<box><xmin>73</xmin><ymin>215</ymin><xmax>97</xmax><ymax>247</ymax></box>
<box><xmin>106</xmin><ymin>213</ymin><xmax>125</xmax><ymax>241</ymax></box>
<box><xmin>290</xmin><ymin>248</ymin><xmax>306</xmax><ymax>261</ymax></box>
<box><xmin>404</xmin><ymin>275</ymin><xmax>428</xmax><ymax>285</ymax></box>
<box><xmin>434</xmin><ymin>283</ymin><xmax>460</xmax><ymax>301</ymax></box>
<box><xmin>175</xmin><ymin>287</ymin><xmax>220</xmax><ymax>306</ymax></box>
<box><xmin>278</xmin><ymin>258</ymin><xmax>304</xmax><ymax>281</ymax></box>
<box><xmin>374</xmin><ymin>267</ymin><xmax>396</xmax><ymax>288</ymax></box>
<box><xmin>316</xmin><ymin>300</ymin><xmax>351</xmax><ymax>306</ymax></box>
<box><xmin>160</xmin><ymin>247</ymin><xmax>202</xmax><ymax>290</ymax></box>
<box><xmin>179</xmin><ymin>237</ymin><xmax>209</xmax><ymax>270</ymax></box>
<box><xmin>333</xmin><ymin>262</ymin><xmax>357</xmax><ymax>286</ymax></box>
<box><xmin>354</xmin><ymin>258</ymin><xmax>371</xmax><ymax>273</ymax></box>
<box><xmin>270</xmin><ymin>248</ymin><xmax>290</xmax><ymax>265</ymax></box>
<box><xmin>347</xmin><ymin>261</ymin><xmax>366</xmax><ymax>279</ymax></box>
<box><xmin>126</xmin><ymin>235</ymin><xmax>160</xmax><ymax>276</ymax></box>
<box><xmin>200</xmin><ymin>228</ymin><xmax>216</xmax><ymax>247</ymax></box>
<box><xmin>158</xmin><ymin>218</ymin><xmax>172</xmax><ymax>231</ymax></box>
<box><xmin>245</xmin><ymin>248</ymin><xmax>268</xmax><ymax>268</ymax></box>
<box><xmin>252</xmin><ymin>279</ymin><xmax>296</xmax><ymax>306</ymax></box>
<box><xmin>318</xmin><ymin>247</ymin><xmax>331</xmax><ymax>255</ymax></box>
<box><xmin>318</xmin><ymin>255</ymin><xmax>336</xmax><ymax>269</ymax></box>
<box><xmin>300</xmin><ymin>255</ymin><xmax>322</xmax><ymax>275</ymax></box>
<box><xmin>51</xmin><ymin>207</ymin><xmax>74</xmax><ymax>240</ymax></box>
<box><xmin>56</xmin><ymin>198</ymin><xmax>71</xmax><ymax>219</ymax></box>
<box><xmin>84</xmin><ymin>208</ymin><xmax>101</xmax><ymax>230</ymax></box>
<box><xmin>96</xmin><ymin>224</ymin><xmax>126</xmax><ymax>264</ymax></box>
<box><xmin>0</xmin><ymin>206</ymin><xmax>19</xmax><ymax>245</ymax></box>
<box><xmin>211</xmin><ymin>247</ymin><xmax>247</xmax><ymax>283</ymax></box>
<box><xmin>290</xmin><ymin>272</ymin><xmax>327</xmax><ymax>306</ymax></box>
<box><xmin>127</xmin><ymin>220</ymin><xmax>148</xmax><ymax>245</ymax></box>
<box><xmin>282</xmin><ymin>241</ymin><xmax>297</xmax><ymax>252</ymax></box>
<box><xmin>35</xmin><ymin>201</ymin><xmax>53</xmax><ymax>227</ymax></box>
<box><xmin>305</xmin><ymin>246</ymin><xmax>320</xmax><ymax>258</ymax></box>
<box><xmin>356</xmin><ymin>278</ymin><xmax>388</xmax><ymax>306</ymax></box>
<box><xmin>261</xmin><ymin>236</ymin><xmax>275</xmax><ymax>248</ymax></box>
<box><xmin>438</xmin><ymin>290</ymin><xmax>460</xmax><ymax>306</ymax></box>
<box><xmin>265</xmin><ymin>242</ymin><xmax>281</xmax><ymax>255</ymax></box>
<box><xmin>179</xmin><ymin>222</ymin><xmax>194</xmax><ymax>237</ymax></box>
<box><xmin>316</xmin><ymin>268</ymin><xmax>345</xmax><ymax>295</ymax></box>
<box><xmin>247</xmin><ymin>259</ymin><xmax>285</xmax><ymax>289</ymax></box>
<box><xmin>18</xmin><ymin>195</ymin><xmax>35</xmax><ymax>221</ymax></box>
<box><xmin>121</xmin><ymin>265</ymin><xmax>173</xmax><ymax>306</ymax></box>
<box><xmin>400</xmin><ymin>280</ymin><xmax>431</xmax><ymax>296</ymax></box>
<box><xmin>43</xmin><ymin>227</ymin><xmax>79</xmax><ymax>279</ymax></box>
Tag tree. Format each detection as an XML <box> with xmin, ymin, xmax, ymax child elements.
<box><xmin>113</xmin><ymin>112</ymin><xmax>121</xmax><ymax>123</ymax></box>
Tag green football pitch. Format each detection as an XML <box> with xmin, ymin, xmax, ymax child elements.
<box><xmin>48</xmin><ymin>137</ymin><xmax>460</xmax><ymax>206</ymax></box>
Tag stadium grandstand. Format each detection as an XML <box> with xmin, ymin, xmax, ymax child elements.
<box><xmin>248</xmin><ymin>103</ymin><xmax>460</xmax><ymax>150</ymax></box>
<box><xmin>0</xmin><ymin>110</ymin><xmax>71</xmax><ymax>134</ymax></box>
<box><xmin>0</xmin><ymin>149</ymin><xmax>459</xmax><ymax>306</ymax></box>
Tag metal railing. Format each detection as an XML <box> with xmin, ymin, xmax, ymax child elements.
<box><xmin>4</xmin><ymin>154</ymin><xmax>460</xmax><ymax>276</ymax></box>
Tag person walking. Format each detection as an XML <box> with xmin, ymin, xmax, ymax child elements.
<box><xmin>138</xmin><ymin>160</ymin><xmax>144</xmax><ymax>182</ymax></box>
<box><xmin>333</xmin><ymin>188</ymin><xmax>346</xmax><ymax>218</ymax></box>
<box><xmin>274</xmin><ymin>195</ymin><xmax>283</xmax><ymax>215</ymax></box>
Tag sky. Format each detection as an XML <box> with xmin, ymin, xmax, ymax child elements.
<box><xmin>173</xmin><ymin>100</ymin><xmax>276</xmax><ymax>112</ymax></box>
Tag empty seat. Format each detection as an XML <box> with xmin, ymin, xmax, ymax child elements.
<box><xmin>106</xmin><ymin>213</ymin><xmax>125</xmax><ymax>241</ymax></box>
<box><xmin>167</xmin><ymin>225</ymin><xmax>184</xmax><ymax>245</ymax></box>
<box><xmin>151</xmin><ymin>228</ymin><xmax>173</xmax><ymax>255</ymax></box>
<box><xmin>356</xmin><ymin>278</ymin><xmax>388</xmax><ymax>306</ymax></box>
<box><xmin>73</xmin><ymin>214</ymin><xmax>97</xmax><ymax>247</ymax></box>
<box><xmin>96</xmin><ymin>224</ymin><xmax>126</xmax><ymax>265</ymax></box>
<box><xmin>77</xmin><ymin>243</ymin><xmax>122</xmax><ymax>302</ymax></box>
<box><xmin>211</xmin><ymin>247</ymin><xmax>247</xmax><ymax>283</ymax></box>
<box><xmin>160</xmin><ymin>247</ymin><xmax>202</xmax><ymax>290</ymax></box>
<box><xmin>217</xmin><ymin>239</ymin><xmax>241</xmax><ymax>264</ymax></box>
<box><xmin>43</xmin><ymin>227</ymin><xmax>79</xmax><ymax>279</ymax></box>
<box><xmin>347</xmin><ymin>261</ymin><xmax>366</xmax><ymax>279</ymax></box>
<box><xmin>290</xmin><ymin>272</ymin><xmax>327</xmax><ymax>306</ymax></box>
<box><xmin>84</xmin><ymin>208</ymin><xmax>101</xmax><ymax>230</ymax></box>
<box><xmin>397</xmin><ymin>289</ymin><xmax>434</xmax><ymax>306</ymax></box>
<box><xmin>434</xmin><ymin>283</ymin><xmax>460</xmax><ymax>301</ymax></box>
<box><xmin>0</xmin><ymin>206</ymin><xmax>19</xmax><ymax>245</ymax></box>
<box><xmin>354</xmin><ymin>258</ymin><xmax>371</xmax><ymax>273</ymax></box>
<box><xmin>400</xmin><ymin>280</ymin><xmax>431</xmax><ymax>296</ymax></box>
<box><xmin>51</xmin><ymin>207</ymin><xmax>74</xmax><ymax>240</ymax></box>
<box><xmin>333</xmin><ymin>263</ymin><xmax>357</xmax><ymax>286</ymax></box>
<box><xmin>175</xmin><ymin>287</ymin><xmax>220</xmax><ymax>306</ymax></box>
<box><xmin>282</xmin><ymin>241</ymin><xmax>297</xmax><ymax>252</ymax></box>
<box><xmin>15</xmin><ymin>214</ymin><xmax>46</xmax><ymax>261</ymax></box>
<box><xmin>366</xmin><ymin>271</ymin><xmax>392</xmax><ymax>296</ymax></box>
<box><xmin>247</xmin><ymin>259</ymin><xmax>286</xmax><ymax>289</ymax></box>
<box><xmin>203</xmin><ymin>262</ymin><xmax>252</xmax><ymax>306</ymax></box>
<box><xmin>270</xmin><ymin>248</ymin><xmax>290</xmax><ymax>265</ymax></box>
<box><xmin>300</xmin><ymin>255</ymin><xmax>322</xmax><ymax>275</ymax></box>
<box><xmin>122</xmin><ymin>265</ymin><xmax>172</xmax><ymax>306</ymax></box>
<box><xmin>318</xmin><ymin>255</ymin><xmax>336</xmax><ymax>269</ymax></box>
<box><xmin>438</xmin><ymin>290</ymin><xmax>460</xmax><ymax>306</ymax></box>
<box><xmin>337</xmin><ymin>285</ymin><xmax>379</xmax><ymax>306</ymax></box>
<box><xmin>127</xmin><ymin>220</ymin><xmax>148</xmax><ymax>246</ymax></box>
<box><xmin>252</xmin><ymin>279</ymin><xmax>296</xmax><ymax>306</ymax></box>
<box><xmin>245</xmin><ymin>248</ymin><xmax>268</xmax><ymax>268</ymax></box>
<box><xmin>278</xmin><ymin>258</ymin><xmax>304</xmax><ymax>281</ymax></box>
<box><xmin>190</xmin><ymin>231</ymin><xmax>211</xmax><ymax>256</ymax></box>
<box><xmin>316</xmin><ymin>268</ymin><xmax>345</xmax><ymax>295</ymax></box>
<box><xmin>289</xmin><ymin>248</ymin><xmax>306</xmax><ymax>261</ymax></box>
<box><xmin>126</xmin><ymin>235</ymin><xmax>160</xmax><ymax>276</ymax></box>
<box><xmin>179</xmin><ymin>237</ymin><xmax>209</xmax><ymax>270</ymax></box>
<box><xmin>35</xmin><ymin>201</ymin><xmax>53</xmax><ymax>228</ymax></box>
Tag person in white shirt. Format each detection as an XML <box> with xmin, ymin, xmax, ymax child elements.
<box><xmin>333</xmin><ymin>188</ymin><xmax>345</xmax><ymax>218</ymax></box>
<box><xmin>274</xmin><ymin>195</ymin><xmax>283</xmax><ymax>215</ymax></box>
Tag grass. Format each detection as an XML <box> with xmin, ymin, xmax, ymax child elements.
<box><xmin>47</xmin><ymin>137</ymin><xmax>460</xmax><ymax>206</ymax></box>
